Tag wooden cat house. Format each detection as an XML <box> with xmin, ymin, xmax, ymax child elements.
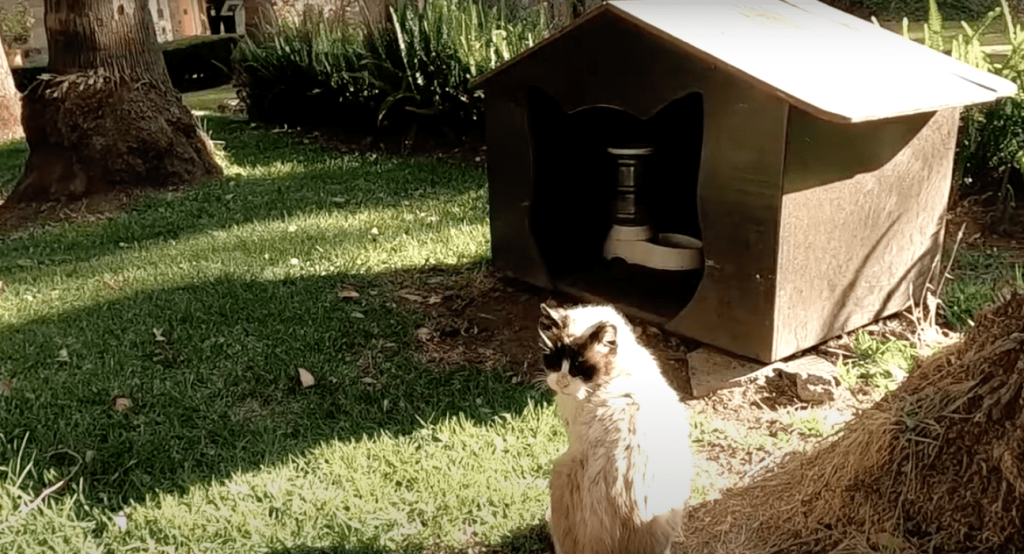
<box><xmin>472</xmin><ymin>0</ymin><xmax>1016</xmax><ymax>363</ymax></box>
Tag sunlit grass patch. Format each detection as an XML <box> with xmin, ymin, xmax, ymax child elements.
<box><xmin>0</xmin><ymin>138</ymin><xmax>26</xmax><ymax>201</ymax></box>
<box><xmin>0</xmin><ymin>103</ymin><xmax>716</xmax><ymax>554</ymax></box>
<box><xmin>0</xmin><ymin>112</ymin><xmax>557</xmax><ymax>553</ymax></box>
<box><xmin>108</xmin><ymin>404</ymin><xmax>563</xmax><ymax>553</ymax></box>
<box><xmin>781</xmin><ymin>410</ymin><xmax>839</xmax><ymax>439</ymax></box>
<box><xmin>837</xmin><ymin>331</ymin><xmax>917</xmax><ymax>393</ymax></box>
<box><xmin>941</xmin><ymin>247</ymin><xmax>1024</xmax><ymax>331</ymax></box>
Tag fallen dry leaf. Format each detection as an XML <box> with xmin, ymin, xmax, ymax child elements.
<box><xmin>360</xmin><ymin>377</ymin><xmax>377</xmax><ymax>384</ymax></box>
<box><xmin>414</xmin><ymin>327</ymin><xmax>433</xmax><ymax>342</ymax></box>
<box><xmin>351</xmin><ymin>311</ymin><xmax>365</xmax><ymax>318</ymax></box>
<box><xmin>0</xmin><ymin>379</ymin><xmax>13</xmax><ymax>396</ymax></box>
<box><xmin>297</xmin><ymin>367</ymin><xmax>316</xmax><ymax>388</ymax></box>
<box><xmin>56</xmin><ymin>348</ymin><xmax>70</xmax><ymax>363</ymax></box>
<box><xmin>337</xmin><ymin>288</ymin><xmax>360</xmax><ymax>301</ymax></box>
<box><xmin>112</xmin><ymin>397</ymin><xmax>132</xmax><ymax>413</ymax></box>
<box><xmin>0</xmin><ymin>281</ymin><xmax>6</xmax><ymax>297</ymax></box>
<box><xmin>397</xmin><ymin>290</ymin><xmax>426</xmax><ymax>303</ymax></box>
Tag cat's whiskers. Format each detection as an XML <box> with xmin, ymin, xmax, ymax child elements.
<box><xmin>529</xmin><ymin>373</ymin><xmax>551</xmax><ymax>393</ymax></box>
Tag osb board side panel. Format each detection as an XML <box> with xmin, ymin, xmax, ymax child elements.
<box><xmin>491</xmin><ymin>8</ymin><xmax>712</xmax><ymax>120</ymax></box>
<box><xmin>773</xmin><ymin>107</ymin><xmax>959</xmax><ymax>359</ymax></box>
<box><xmin>667</xmin><ymin>73</ymin><xmax>788</xmax><ymax>362</ymax></box>
<box><xmin>484</xmin><ymin>90</ymin><xmax>552</xmax><ymax>289</ymax></box>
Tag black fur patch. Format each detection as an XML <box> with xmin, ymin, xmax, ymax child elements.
<box><xmin>538</xmin><ymin>312</ymin><xmax>618</xmax><ymax>383</ymax></box>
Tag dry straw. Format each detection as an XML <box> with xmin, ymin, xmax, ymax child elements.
<box><xmin>682</xmin><ymin>292</ymin><xmax>1024</xmax><ymax>554</ymax></box>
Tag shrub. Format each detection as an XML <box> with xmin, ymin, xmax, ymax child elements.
<box><xmin>829</xmin><ymin>0</ymin><xmax>1014</xmax><ymax>20</ymax></box>
<box><xmin>233</xmin><ymin>0</ymin><xmax>549</xmax><ymax>134</ymax></box>
<box><xmin>365</xmin><ymin>0</ymin><xmax>546</xmax><ymax>128</ymax></box>
<box><xmin>232</xmin><ymin>7</ymin><xmax>371</xmax><ymax>128</ymax></box>
<box><xmin>0</xmin><ymin>0</ymin><xmax>32</xmax><ymax>50</ymax></box>
<box><xmin>913</xmin><ymin>0</ymin><xmax>1024</xmax><ymax>197</ymax></box>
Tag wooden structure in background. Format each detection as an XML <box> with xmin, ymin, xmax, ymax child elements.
<box><xmin>474</xmin><ymin>0</ymin><xmax>1016</xmax><ymax>362</ymax></box>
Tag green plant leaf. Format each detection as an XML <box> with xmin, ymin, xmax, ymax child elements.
<box><xmin>926</xmin><ymin>0</ymin><xmax>945</xmax><ymax>51</ymax></box>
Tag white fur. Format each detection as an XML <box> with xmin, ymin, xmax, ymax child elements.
<box><xmin>545</xmin><ymin>304</ymin><xmax>693</xmax><ymax>554</ymax></box>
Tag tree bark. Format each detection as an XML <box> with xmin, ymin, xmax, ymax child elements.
<box><xmin>0</xmin><ymin>40</ymin><xmax>23</xmax><ymax>143</ymax></box>
<box><xmin>2</xmin><ymin>0</ymin><xmax>221</xmax><ymax>206</ymax></box>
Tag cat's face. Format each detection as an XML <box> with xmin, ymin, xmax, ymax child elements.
<box><xmin>538</xmin><ymin>303</ymin><xmax>618</xmax><ymax>399</ymax></box>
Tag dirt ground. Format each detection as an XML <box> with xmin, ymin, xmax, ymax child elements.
<box><xmin>394</xmin><ymin>262</ymin><xmax>876</xmax><ymax>492</ymax></box>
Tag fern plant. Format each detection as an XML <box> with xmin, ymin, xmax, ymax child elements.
<box><xmin>365</xmin><ymin>0</ymin><xmax>546</xmax><ymax>127</ymax></box>
<box><xmin>234</xmin><ymin>0</ymin><xmax>549</xmax><ymax>132</ymax></box>
<box><xmin>917</xmin><ymin>0</ymin><xmax>1024</xmax><ymax>199</ymax></box>
<box><xmin>0</xmin><ymin>0</ymin><xmax>32</xmax><ymax>50</ymax></box>
<box><xmin>924</xmin><ymin>0</ymin><xmax>945</xmax><ymax>50</ymax></box>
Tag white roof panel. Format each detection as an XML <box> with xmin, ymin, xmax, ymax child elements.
<box><xmin>609</xmin><ymin>0</ymin><xmax>1017</xmax><ymax>122</ymax></box>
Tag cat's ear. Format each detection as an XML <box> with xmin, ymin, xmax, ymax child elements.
<box><xmin>539</xmin><ymin>303</ymin><xmax>567</xmax><ymax>327</ymax></box>
<box><xmin>590</xmin><ymin>321</ymin><xmax>617</xmax><ymax>353</ymax></box>
<box><xmin>538</xmin><ymin>302</ymin><xmax>566</xmax><ymax>351</ymax></box>
<box><xmin>583</xmin><ymin>322</ymin><xmax>618</xmax><ymax>377</ymax></box>
<box><xmin>593</xmin><ymin>319</ymin><xmax>614</xmax><ymax>346</ymax></box>
<box><xmin>539</xmin><ymin>302</ymin><xmax>562</xmax><ymax>321</ymax></box>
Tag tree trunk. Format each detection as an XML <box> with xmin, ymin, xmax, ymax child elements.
<box><xmin>0</xmin><ymin>40</ymin><xmax>23</xmax><ymax>143</ymax></box>
<box><xmin>2</xmin><ymin>0</ymin><xmax>221</xmax><ymax>206</ymax></box>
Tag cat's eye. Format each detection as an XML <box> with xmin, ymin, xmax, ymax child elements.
<box><xmin>567</xmin><ymin>356</ymin><xmax>588</xmax><ymax>378</ymax></box>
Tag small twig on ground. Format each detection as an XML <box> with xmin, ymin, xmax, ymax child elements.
<box><xmin>0</xmin><ymin>449</ymin><xmax>83</xmax><ymax>534</ymax></box>
<box><xmin>17</xmin><ymin>449</ymin><xmax>84</xmax><ymax>515</ymax></box>
<box><xmin>935</xmin><ymin>222</ymin><xmax>967</xmax><ymax>307</ymax></box>
<box><xmin>741</xmin><ymin>452</ymin><xmax>782</xmax><ymax>484</ymax></box>
<box><xmin>19</xmin><ymin>477</ymin><xmax>70</xmax><ymax>514</ymax></box>
<box><xmin>906</xmin><ymin>222</ymin><xmax>965</xmax><ymax>348</ymax></box>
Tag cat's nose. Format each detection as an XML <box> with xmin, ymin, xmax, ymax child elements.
<box><xmin>556</xmin><ymin>376</ymin><xmax>569</xmax><ymax>388</ymax></box>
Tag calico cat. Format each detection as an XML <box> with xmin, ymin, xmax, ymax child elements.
<box><xmin>538</xmin><ymin>302</ymin><xmax>692</xmax><ymax>554</ymax></box>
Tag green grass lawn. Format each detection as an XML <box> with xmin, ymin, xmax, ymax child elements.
<box><xmin>2</xmin><ymin>83</ymin><xmax>1021</xmax><ymax>554</ymax></box>
<box><xmin>941</xmin><ymin>246</ymin><xmax>1024</xmax><ymax>331</ymax></box>
<box><xmin>0</xmin><ymin>107</ymin><xmax>563</xmax><ymax>553</ymax></box>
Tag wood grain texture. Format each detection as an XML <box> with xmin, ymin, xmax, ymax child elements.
<box><xmin>667</xmin><ymin>73</ymin><xmax>789</xmax><ymax>361</ymax></box>
<box><xmin>772</xmin><ymin>107</ymin><xmax>959</xmax><ymax>359</ymax></box>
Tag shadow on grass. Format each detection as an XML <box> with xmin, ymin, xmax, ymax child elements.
<box><xmin>0</xmin><ymin>115</ymin><xmax>554</xmax><ymax>552</ymax></box>
<box><xmin>0</xmin><ymin>265</ymin><xmax>547</xmax><ymax>504</ymax></box>
<box><xmin>0</xmin><ymin>115</ymin><xmax>486</xmax><ymax>267</ymax></box>
<box><xmin>0</xmin><ymin>138</ymin><xmax>28</xmax><ymax>199</ymax></box>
